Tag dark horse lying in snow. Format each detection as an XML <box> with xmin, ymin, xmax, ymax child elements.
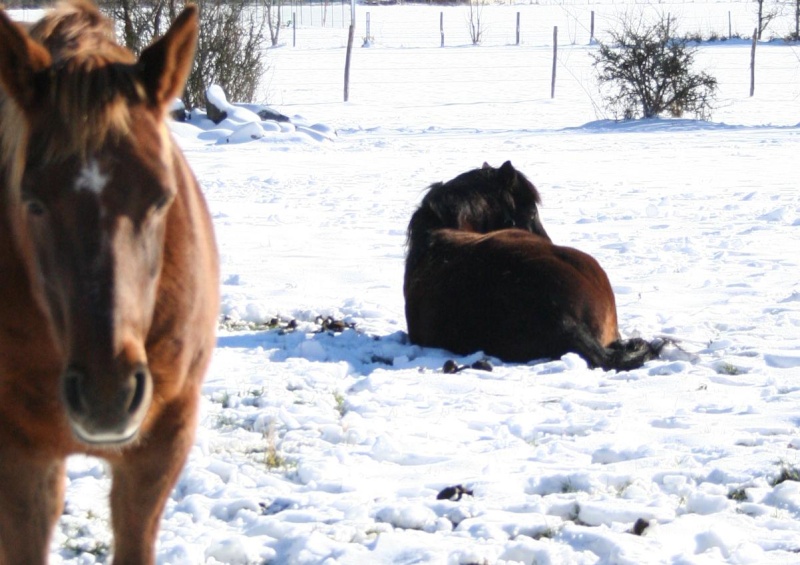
<box><xmin>404</xmin><ymin>161</ymin><xmax>662</xmax><ymax>371</ymax></box>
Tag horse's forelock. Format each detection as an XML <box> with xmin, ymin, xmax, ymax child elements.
<box><xmin>19</xmin><ymin>0</ymin><xmax>144</xmax><ymax>161</ymax></box>
<box><xmin>30</xmin><ymin>0</ymin><xmax>117</xmax><ymax>51</ymax></box>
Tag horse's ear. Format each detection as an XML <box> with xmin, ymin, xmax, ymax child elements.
<box><xmin>481</xmin><ymin>162</ymin><xmax>491</xmax><ymax>169</ymax></box>
<box><xmin>498</xmin><ymin>160</ymin><xmax>517</xmax><ymax>183</ymax></box>
<box><xmin>0</xmin><ymin>10</ymin><xmax>52</xmax><ymax>113</ymax></box>
<box><xmin>137</xmin><ymin>4</ymin><xmax>198</xmax><ymax>112</ymax></box>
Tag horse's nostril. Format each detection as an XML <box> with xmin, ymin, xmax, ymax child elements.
<box><xmin>127</xmin><ymin>367</ymin><xmax>149</xmax><ymax>415</ymax></box>
<box><xmin>63</xmin><ymin>369</ymin><xmax>85</xmax><ymax>415</ymax></box>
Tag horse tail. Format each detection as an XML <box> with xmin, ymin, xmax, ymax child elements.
<box><xmin>604</xmin><ymin>336</ymin><xmax>665</xmax><ymax>371</ymax></box>
<box><xmin>567</xmin><ymin>325</ymin><xmax>664</xmax><ymax>372</ymax></box>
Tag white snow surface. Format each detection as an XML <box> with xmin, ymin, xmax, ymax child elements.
<box><xmin>28</xmin><ymin>2</ymin><xmax>800</xmax><ymax>564</ymax></box>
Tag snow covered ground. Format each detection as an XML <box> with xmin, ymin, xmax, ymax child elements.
<box><xmin>35</xmin><ymin>2</ymin><xmax>800</xmax><ymax>564</ymax></box>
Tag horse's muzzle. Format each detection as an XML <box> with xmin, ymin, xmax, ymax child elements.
<box><xmin>62</xmin><ymin>363</ymin><xmax>153</xmax><ymax>446</ymax></box>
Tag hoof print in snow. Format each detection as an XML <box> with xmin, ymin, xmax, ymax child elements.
<box><xmin>436</xmin><ymin>484</ymin><xmax>474</xmax><ymax>501</ymax></box>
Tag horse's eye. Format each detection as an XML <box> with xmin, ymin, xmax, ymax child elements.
<box><xmin>26</xmin><ymin>199</ymin><xmax>46</xmax><ymax>216</ymax></box>
<box><xmin>154</xmin><ymin>194</ymin><xmax>171</xmax><ymax>211</ymax></box>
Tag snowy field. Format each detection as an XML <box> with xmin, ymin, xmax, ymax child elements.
<box><xmin>24</xmin><ymin>1</ymin><xmax>800</xmax><ymax>564</ymax></box>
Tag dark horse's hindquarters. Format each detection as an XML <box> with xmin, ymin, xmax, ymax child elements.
<box><xmin>404</xmin><ymin>161</ymin><xmax>661</xmax><ymax>371</ymax></box>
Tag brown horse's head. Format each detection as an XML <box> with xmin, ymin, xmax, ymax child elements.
<box><xmin>0</xmin><ymin>1</ymin><xmax>199</xmax><ymax>445</ymax></box>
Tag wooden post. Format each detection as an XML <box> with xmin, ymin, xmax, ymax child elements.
<box><xmin>750</xmin><ymin>28</ymin><xmax>757</xmax><ymax>97</ymax></box>
<box><xmin>728</xmin><ymin>11</ymin><xmax>732</xmax><ymax>39</ymax></box>
<box><xmin>590</xmin><ymin>11</ymin><xmax>595</xmax><ymax>43</ymax></box>
<box><xmin>551</xmin><ymin>26</ymin><xmax>558</xmax><ymax>99</ymax></box>
<box><xmin>344</xmin><ymin>0</ymin><xmax>355</xmax><ymax>102</ymax></box>
<box><xmin>440</xmin><ymin>12</ymin><xmax>444</xmax><ymax>47</ymax></box>
<box><xmin>293</xmin><ymin>12</ymin><xmax>296</xmax><ymax>47</ymax></box>
<box><xmin>796</xmin><ymin>0</ymin><xmax>800</xmax><ymax>40</ymax></box>
<box><xmin>516</xmin><ymin>12</ymin><xmax>520</xmax><ymax>45</ymax></box>
<box><xmin>366</xmin><ymin>11</ymin><xmax>370</xmax><ymax>45</ymax></box>
<box><xmin>345</xmin><ymin>25</ymin><xmax>355</xmax><ymax>101</ymax></box>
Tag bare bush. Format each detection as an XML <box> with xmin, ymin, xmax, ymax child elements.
<box><xmin>467</xmin><ymin>0</ymin><xmax>485</xmax><ymax>45</ymax></box>
<box><xmin>99</xmin><ymin>0</ymin><xmax>268</xmax><ymax>109</ymax></box>
<box><xmin>99</xmin><ymin>0</ymin><xmax>175</xmax><ymax>53</ymax></box>
<box><xmin>184</xmin><ymin>0</ymin><xmax>268</xmax><ymax>109</ymax></box>
<box><xmin>264</xmin><ymin>0</ymin><xmax>283</xmax><ymax>47</ymax></box>
<box><xmin>756</xmin><ymin>0</ymin><xmax>783</xmax><ymax>40</ymax></box>
<box><xmin>592</xmin><ymin>13</ymin><xmax>717</xmax><ymax>120</ymax></box>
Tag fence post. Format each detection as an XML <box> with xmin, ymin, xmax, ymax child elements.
<box><xmin>365</xmin><ymin>11</ymin><xmax>370</xmax><ymax>45</ymax></box>
<box><xmin>516</xmin><ymin>12</ymin><xmax>520</xmax><ymax>45</ymax></box>
<box><xmin>440</xmin><ymin>12</ymin><xmax>444</xmax><ymax>47</ymax></box>
<box><xmin>728</xmin><ymin>11</ymin><xmax>732</xmax><ymax>39</ymax></box>
<box><xmin>293</xmin><ymin>12</ymin><xmax>296</xmax><ymax>47</ymax></box>
<box><xmin>590</xmin><ymin>11</ymin><xmax>595</xmax><ymax>43</ymax></box>
<box><xmin>344</xmin><ymin>0</ymin><xmax>355</xmax><ymax>101</ymax></box>
<box><xmin>551</xmin><ymin>26</ymin><xmax>558</xmax><ymax>98</ymax></box>
<box><xmin>750</xmin><ymin>28</ymin><xmax>757</xmax><ymax>97</ymax></box>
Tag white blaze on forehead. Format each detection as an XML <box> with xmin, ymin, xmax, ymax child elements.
<box><xmin>75</xmin><ymin>160</ymin><xmax>109</xmax><ymax>195</ymax></box>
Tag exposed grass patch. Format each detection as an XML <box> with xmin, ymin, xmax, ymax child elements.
<box><xmin>770</xmin><ymin>461</ymin><xmax>800</xmax><ymax>486</ymax></box>
<box><xmin>334</xmin><ymin>391</ymin><xmax>347</xmax><ymax>417</ymax></box>
<box><xmin>728</xmin><ymin>487</ymin><xmax>748</xmax><ymax>501</ymax></box>
<box><xmin>715</xmin><ymin>362</ymin><xmax>744</xmax><ymax>375</ymax></box>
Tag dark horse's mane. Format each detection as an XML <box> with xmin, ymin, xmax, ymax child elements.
<box><xmin>406</xmin><ymin>161</ymin><xmax>545</xmax><ymax>271</ymax></box>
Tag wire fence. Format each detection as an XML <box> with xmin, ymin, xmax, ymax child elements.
<box><xmin>278</xmin><ymin>0</ymin><xmax>800</xmax><ymax>46</ymax></box>
<box><xmin>265</xmin><ymin>2</ymin><xmax>800</xmax><ymax>109</ymax></box>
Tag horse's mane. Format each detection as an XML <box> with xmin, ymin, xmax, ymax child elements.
<box><xmin>1</xmin><ymin>0</ymin><xmax>145</xmax><ymax>165</ymax></box>
<box><xmin>405</xmin><ymin>162</ymin><xmax>542</xmax><ymax>269</ymax></box>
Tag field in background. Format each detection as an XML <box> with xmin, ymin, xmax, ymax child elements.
<box><xmin>263</xmin><ymin>2</ymin><xmax>800</xmax><ymax>128</ymax></box>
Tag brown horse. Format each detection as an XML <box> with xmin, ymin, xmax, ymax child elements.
<box><xmin>0</xmin><ymin>2</ymin><xmax>219</xmax><ymax>563</ymax></box>
<box><xmin>404</xmin><ymin>161</ymin><xmax>661</xmax><ymax>371</ymax></box>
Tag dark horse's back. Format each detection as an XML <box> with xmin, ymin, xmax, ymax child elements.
<box><xmin>405</xmin><ymin>162</ymin><xmax>661</xmax><ymax>371</ymax></box>
<box><xmin>406</xmin><ymin>228</ymin><xmax>619</xmax><ymax>362</ymax></box>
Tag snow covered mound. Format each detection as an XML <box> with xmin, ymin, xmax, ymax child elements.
<box><xmin>172</xmin><ymin>85</ymin><xmax>335</xmax><ymax>146</ymax></box>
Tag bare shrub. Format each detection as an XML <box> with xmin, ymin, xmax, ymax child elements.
<box><xmin>592</xmin><ymin>13</ymin><xmax>717</xmax><ymax>120</ymax></box>
<box><xmin>99</xmin><ymin>0</ymin><xmax>175</xmax><ymax>53</ymax></box>
<box><xmin>99</xmin><ymin>0</ymin><xmax>268</xmax><ymax>109</ymax></box>
<box><xmin>184</xmin><ymin>0</ymin><xmax>268</xmax><ymax>109</ymax></box>
<box><xmin>264</xmin><ymin>0</ymin><xmax>283</xmax><ymax>47</ymax></box>
<box><xmin>467</xmin><ymin>0</ymin><xmax>485</xmax><ymax>45</ymax></box>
